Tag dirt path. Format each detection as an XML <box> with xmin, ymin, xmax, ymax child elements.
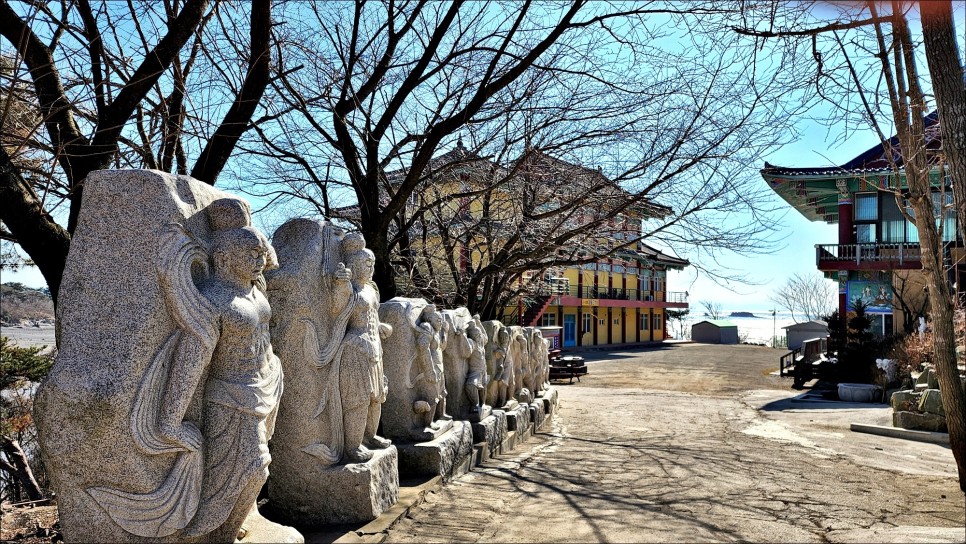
<box><xmin>383</xmin><ymin>344</ymin><xmax>965</xmax><ymax>543</ymax></box>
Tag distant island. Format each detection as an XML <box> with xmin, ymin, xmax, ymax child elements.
<box><xmin>729</xmin><ymin>311</ymin><xmax>759</xmax><ymax>318</ymax></box>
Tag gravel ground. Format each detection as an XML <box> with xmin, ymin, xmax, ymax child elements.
<box><xmin>383</xmin><ymin>343</ymin><xmax>966</xmax><ymax>543</ymax></box>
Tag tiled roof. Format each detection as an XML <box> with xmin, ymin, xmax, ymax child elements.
<box><xmin>762</xmin><ymin>111</ymin><xmax>941</xmax><ymax>177</ymax></box>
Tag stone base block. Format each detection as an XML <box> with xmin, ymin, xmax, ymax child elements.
<box><xmin>894</xmin><ymin>410</ymin><xmax>947</xmax><ymax>432</ymax></box>
<box><xmin>397</xmin><ymin>421</ymin><xmax>474</xmax><ymax>481</ymax></box>
<box><xmin>501</xmin><ymin>430</ymin><xmax>519</xmax><ymax>453</ymax></box>
<box><xmin>266</xmin><ymin>446</ymin><xmax>399</xmax><ymax>526</ymax></box>
<box><xmin>529</xmin><ymin>400</ymin><xmax>546</xmax><ymax>432</ymax></box>
<box><xmin>504</xmin><ymin>403</ymin><xmax>530</xmax><ymax>432</ymax></box>
<box><xmin>473</xmin><ymin>411</ymin><xmax>508</xmax><ymax>457</ymax></box>
<box><xmin>539</xmin><ymin>386</ymin><xmax>559</xmax><ymax>415</ymax></box>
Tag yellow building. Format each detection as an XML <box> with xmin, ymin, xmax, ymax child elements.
<box><xmin>340</xmin><ymin>142</ymin><xmax>690</xmax><ymax>344</ymax></box>
<box><xmin>513</xmin><ymin>245</ymin><xmax>689</xmax><ymax>348</ymax></box>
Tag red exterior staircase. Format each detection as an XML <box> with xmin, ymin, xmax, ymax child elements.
<box><xmin>521</xmin><ymin>295</ymin><xmax>555</xmax><ymax>326</ymax></box>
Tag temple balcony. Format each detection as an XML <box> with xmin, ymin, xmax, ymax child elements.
<box><xmin>815</xmin><ymin>242</ymin><xmax>923</xmax><ymax>271</ymax></box>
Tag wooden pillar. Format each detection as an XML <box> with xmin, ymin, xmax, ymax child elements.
<box><xmin>607</xmin><ymin>307</ymin><xmax>613</xmax><ymax>344</ymax></box>
<box><xmin>592</xmin><ymin>307</ymin><xmax>598</xmax><ymax>345</ymax></box>
<box><xmin>620</xmin><ymin>307</ymin><xmax>626</xmax><ymax>343</ymax></box>
<box><xmin>636</xmin><ymin>308</ymin><xmax>641</xmax><ymax>342</ymax></box>
<box><xmin>576</xmin><ymin>305</ymin><xmax>583</xmax><ymax>347</ymax></box>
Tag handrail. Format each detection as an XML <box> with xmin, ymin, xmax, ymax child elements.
<box><xmin>815</xmin><ymin>242</ymin><xmax>921</xmax><ymax>266</ymax></box>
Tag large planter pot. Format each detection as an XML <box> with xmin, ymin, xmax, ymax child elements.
<box><xmin>837</xmin><ymin>382</ymin><xmax>881</xmax><ymax>403</ymax></box>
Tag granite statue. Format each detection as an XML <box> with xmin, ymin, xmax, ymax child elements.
<box><xmin>34</xmin><ymin>171</ymin><xmax>300</xmax><ymax>543</ymax></box>
<box><xmin>265</xmin><ymin>219</ymin><xmax>398</xmax><ymax>524</ymax></box>
<box><xmin>378</xmin><ymin>298</ymin><xmax>454</xmax><ymax>440</ymax></box>
<box><xmin>483</xmin><ymin>320</ymin><xmax>511</xmax><ymax>409</ymax></box>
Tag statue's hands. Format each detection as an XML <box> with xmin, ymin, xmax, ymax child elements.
<box><xmin>160</xmin><ymin>421</ymin><xmax>202</xmax><ymax>452</ymax></box>
<box><xmin>335</xmin><ymin>262</ymin><xmax>351</xmax><ymax>282</ymax></box>
<box><xmin>380</xmin><ymin>322</ymin><xmax>393</xmax><ymax>339</ymax></box>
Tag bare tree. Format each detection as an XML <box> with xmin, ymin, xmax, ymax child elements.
<box><xmin>0</xmin><ymin>0</ymin><xmax>273</xmax><ymax>303</ymax></box>
<box><xmin>734</xmin><ymin>0</ymin><xmax>966</xmax><ymax>494</ymax></box>
<box><xmin>700</xmin><ymin>300</ymin><xmax>723</xmax><ymax>320</ymax></box>
<box><xmin>241</xmin><ymin>1</ymin><xmax>807</xmax><ymax>307</ymax></box>
<box><xmin>771</xmin><ymin>272</ymin><xmax>836</xmax><ymax>323</ymax></box>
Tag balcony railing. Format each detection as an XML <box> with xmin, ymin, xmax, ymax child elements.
<box><xmin>531</xmin><ymin>285</ymin><xmax>688</xmax><ymax>304</ymax></box>
<box><xmin>815</xmin><ymin>242</ymin><xmax>922</xmax><ymax>267</ymax></box>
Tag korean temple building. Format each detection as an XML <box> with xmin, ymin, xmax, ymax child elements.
<box><xmin>761</xmin><ymin>115</ymin><xmax>964</xmax><ymax>336</ymax></box>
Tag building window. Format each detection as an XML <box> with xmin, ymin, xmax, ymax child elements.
<box><xmin>652</xmin><ymin>314</ymin><xmax>662</xmax><ymax>330</ymax></box>
<box><xmin>640</xmin><ymin>313</ymin><xmax>649</xmax><ymax>330</ymax></box>
<box><xmin>583</xmin><ymin>313</ymin><xmax>592</xmax><ymax>332</ymax></box>
<box><xmin>855</xmin><ymin>193</ymin><xmax>878</xmax><ymax>221</ymax></box>
<box><xmin>599</xmin><ymin>318</ymin><xmax>605</xmax><ymax>325</ymax></box>
<box><xmin>614</xmin><ymin>318</ymin><xmax>619</xmax><ymax>325</ymax></box>
<box><xmin>541</xmin><ymin>313</ymin><xmax>557</xmax><ymax>327</ymax></box>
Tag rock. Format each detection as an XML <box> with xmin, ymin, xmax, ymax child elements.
<box><xmin>893</xmin><ymin>410</ymin><xmax>947</xmax><ymax>432</ymax></box>
<box><xmin>890</xmin><ymin>390</ymin><xmax>920</xmax><ymax>412</ymax></box>
<box><xmin>918</xmin><ymin>388</ymin><xmax>945</xmax><ymax>416</ymax></box>
<box><xmin>34</xmin><ymin>170</ymin><xmax>300</xmax><ymax>543</ymax></box>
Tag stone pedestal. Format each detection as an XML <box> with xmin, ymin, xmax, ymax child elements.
<box><xmin>473</xmin><ymin>411</ymin><xmax>508</xmax><ymax>457</ymax></box>
<box><xmin>538</xmin><ymin>386</ymin><xmax>559</xmax><ymax>415</ymax></box>
<box><xmin>397</xmin><ymin>421</ymin><xmax>474</xmax><ymax>481</ymax></box>
<box><xmin>266</xmin><ymin>446</ymin><xmax>399</xmax><ymax>526</ymax></box>
<box><xmin>529</xmin><ymin>400</ymin><xmax>546</xmax><ymax>432</ymax></box>
<box><xmin>504</xmin><ymin>402</ymin><xmax>530</xmax><ymax>432</ymax></box>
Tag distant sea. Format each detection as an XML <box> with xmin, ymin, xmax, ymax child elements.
<box><xmin>667</xmin><ymin>311</ymin><xmax>807</xmax><ymax>346</ymax></box>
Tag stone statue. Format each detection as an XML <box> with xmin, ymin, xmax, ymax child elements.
<box><xmin>483</xmin><ymin>321</ymin><xmax>511</xmax><ymax>409</ymax></box>
<box><xmin>464</xmin><ymin>319</ymin><xmax>490</xmax><ymax>415</ymax></box>
<box><xmin>535</xmin><ymin>330</ymin><xmax>551</xmax><ymax>391</ymax></box>
<box><xmin>34</xmin><ymin>171</ymin><xmax>300</xmax><ymax>543</ymax></box>
<box><xmin>378</xmin><ymin>298</ymin><xmax>453</xmax><ymax>440</ymax></box>
<box><xmin>508</xmin><ymin>326</ymin><xmax>531</xmax><ymax>404</ymax></box>
<box><xmin>265</xmin><ymin>219</ymin><xmax>398</xmax><ymax>524</ymax></box>
<box><xmin>524</xmin><ymin>327</ymin><xmax>545</xmax><ymax>395</ymax></box>
<box><xmin>441</xmin><ymin>309</ymin><xmax>491</xmax><ymax>421</ymax></box>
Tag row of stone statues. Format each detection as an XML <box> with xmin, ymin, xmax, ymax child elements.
<box><xmin>33</xmin><ymin>171</ymin><xmax>553</xmax><ymax>543</ymax></box>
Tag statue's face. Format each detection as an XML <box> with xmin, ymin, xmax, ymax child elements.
<box><xmin>348</xmin><ymin>251</ymin><xmax>375</xmax><ymax>282</ymax></box>
<box><xmin>214</xmin><ymin>228</ymin><xmax>268</xmax><ymax>284</ymax></box>
<box><xmin>225</xmin><ymin>246</ymin><xmax>267</xmax><ymax>283</ymax></box>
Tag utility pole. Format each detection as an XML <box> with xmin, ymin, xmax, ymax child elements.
<box><xmin>772</xmin><ymin>309</ymin><xmax>777</xmax><ymax>348</ymax></box>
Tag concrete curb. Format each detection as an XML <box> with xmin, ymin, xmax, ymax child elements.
<box><xmin>850</xmin><ymin>423</ymin><xmax>950</xmax><ymax>446</ymax></box>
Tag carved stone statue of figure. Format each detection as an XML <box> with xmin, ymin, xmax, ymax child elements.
<box><xmin>441</xmin><ymin>309</ymin><xmax>492</xmax><ymax>421</ymax></box>
<box><xmin>420</xmin><ymin>304</ymin><xmax>452</xmax><ymax>424</ymax></box>
<box><xmin>508</xmin><ymin>326</ymin><xmax>531</xmax><ymax>403</ymax></box>
<box><xmin>528</xmin><ymin>328</ymin><xmax>551</xmax><ymax>393</ymax></box>
<box><xmin>266</xmin><ymin>219</ymin><xmax>398</xmax><ymax>525</ymax></box>
<box><xmin>378</xmin><ymin>298</ymin><xmax>453</xmax><ymax>440</ymax></box>
<box><xmin>463</xmin><ymin>319</ymin><xmax>490</xmax><ymax>415</ymax></box>
<box><xmin>483</xmin><ymin>321</ymin><xmax>511</xmax><ymax>409</ymax></box>
<box><xmin>34</xmin><ymin>171</ymin><xmax>300</xmax><ymax>543</ymax></box>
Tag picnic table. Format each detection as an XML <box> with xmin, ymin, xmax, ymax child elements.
<box><xmin>549</xmin><ymin>355</ymin><xmax>588</xmax><ymax>384</ymax></box>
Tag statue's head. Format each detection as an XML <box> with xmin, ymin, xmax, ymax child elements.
<box><xmin>466</xmin><ymin>321</ymin><xmax>486</xmax><ymax>343</ymax></box>
<box><xmin>212</xmin><ymin>226</ymin><xmax>272</xmax><ymax>285</ymax></box>
<box><xmin>420</xmin><ymin>304</ymin><xmax>441</xmax><ymax>329</ymax></box>
<box><xmin>342</xmin><ymin>232</ymin><xmax>374</xmax><ymax>282</ymax></box>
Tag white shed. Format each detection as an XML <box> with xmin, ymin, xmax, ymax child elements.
<box><xmin>691</xmin><ymin>320</ymin><xmax>739</xmax><ymax>344</ymax></box>
<box><xmin>783</xmin><ymin>320</ymin><xmax>828</xmax><ymax>350</ymax></box>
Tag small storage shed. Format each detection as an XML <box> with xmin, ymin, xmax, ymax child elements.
<box><xmin>691</xmin><ymin>319</ymin><xmax>739</xmax><ymax>344</ymax></box>
<box><xmin>783</xmin><ymin>320</ymin><xmax>828</xmax><ymax>350</ymax></box>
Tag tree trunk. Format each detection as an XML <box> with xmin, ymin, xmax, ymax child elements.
<box><xmin>0</xmin><ymin>436</ymin><xmax>44</xmax><ymax>502</ymax></box>
<box><xmin>920</xmin><ymin>1</ymin><xmax>966</xmax><ymax>247</ymax></box>
<box><xmin>918</xmin><ymin>0</ymin><xmax>966</xmax><ymax>494</ymax></box>
<box><xmin>0</xmin><ymin>147</ymin><xmax>71</xmax><ymax>304</ymax></box>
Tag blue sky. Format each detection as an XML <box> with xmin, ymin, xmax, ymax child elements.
<box><xmin>668</xmin><ymin>119</ymin><xmax>873</xmax><ymax>313</ymax></box>
<box><xmin>2</xmin><ymin>2</ymin><xmax>960</xmax><ymax>315</ymax></box>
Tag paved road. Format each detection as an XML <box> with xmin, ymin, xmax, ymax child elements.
<box><xmin>383</xmin><ymin>343</ymin><xmax>966</xmax><ymax>543</ymax></box>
